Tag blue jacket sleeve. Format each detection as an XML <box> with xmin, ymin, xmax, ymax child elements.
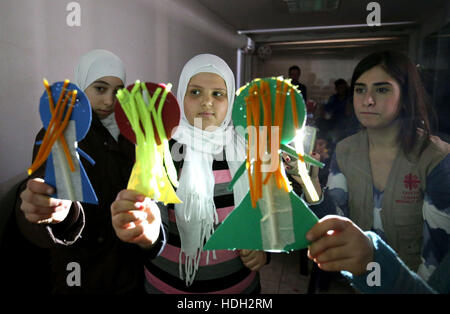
<box><xmin>341</xmin><ymin>231</ymin><xmax>442</xmax><ymax>293</ymax></box>
<box><xmin>418</xmin><ymin>155</ymin><xmax>450</xmax><ymax>280</ymax></box>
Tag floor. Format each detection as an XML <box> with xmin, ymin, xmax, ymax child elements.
<box><xmin>260</xmin><ymin>249</ymin><xmax>357</xmax><ymax>294</ymax></box>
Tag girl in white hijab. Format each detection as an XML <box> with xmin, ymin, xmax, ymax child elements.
<box><xmin>18</xmin><ymin>49</ymin><xmax>164</xmax><ymax>293</ymax></box>
<box><xmin>170</xmin><ymin>54</ymin><xmax>266</xmax><ymax>288</ymax></box>
<box><xmin>74</xmin><ymin>49</ymin><xmax>126</xmax><ymax>141</ymax></box>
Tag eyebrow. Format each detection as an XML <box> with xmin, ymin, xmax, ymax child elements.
<box><xmin>92</xmin><ymin>80</ymin><xmax>124</xmax><ymax>89</ymax></box>
<box><xmin>188</xmin><ymin>84</ymin><xmax>227</xmax><ymax>91</ymax></box>
<box><xmin>354</xmin><ymin>82</ymin><xmax>392</xmax><ymax>86</ymax></box>
<box><xmin>92</xmin><ymin>80</ymin><xmax>110</xmax><ymax>86</ymax></box>
<box><xmin>373</xmin><ymin>82</ymin><xmax>392</xmax><ymax>87</ymax></box>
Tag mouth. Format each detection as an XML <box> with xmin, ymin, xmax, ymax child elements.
<box><xmin>98</xmin><ymin>109</ymin><xmax>113</xmax><ymax>116</ymax></box>
<box><xmin>359</xmin><ymin>112</ymin><xmax>379</xmax><ymax>115</ymax></box>
<box><xmin>198</xmin><ymin>112</ymin><xmax>215</xmax><ymax>117</ymax></box>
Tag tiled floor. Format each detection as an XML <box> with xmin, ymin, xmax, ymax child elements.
<box><xmin>260</xmin><ymin>249</ymin><xmax>357</xmax><ymax>294</ymax></box>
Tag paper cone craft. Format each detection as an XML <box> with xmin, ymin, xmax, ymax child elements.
<box><xmin>204</xmin><ymin>77</ymin><xmax>324</xmax><ymax>252</ymax></box>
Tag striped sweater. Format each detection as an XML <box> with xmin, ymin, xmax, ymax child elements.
<box><xmin>144</xmin><ymin>146</ymin><xmax>261</xmax><ymax>294</ymax></box>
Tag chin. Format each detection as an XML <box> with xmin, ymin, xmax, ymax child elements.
<box><xmin>97</xmin><ymin>112</ymin><xmax>112</xmax><ymax>120</ymax></box>
<box><xmin>202</xmin><ymin>124</ymin><xmax>219</xmax><ymax>131</ymax></box>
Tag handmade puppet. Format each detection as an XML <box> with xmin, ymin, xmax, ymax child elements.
<box><xmin>114</xmin><ymin>80</ymin><xmax>181</xmax><ymax>205</ymax></box>
<box><xmin>28</xmin><ymin>79</ymin><xmax>98</xmax><ymax>204</ymax></box>
<box><xmin>204</xmin><ymin>77</ymin><xmax>324</xmax><ymax>252</ymax></box>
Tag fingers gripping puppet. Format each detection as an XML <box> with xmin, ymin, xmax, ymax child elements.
<box><xmin>28</xmin><ymin>79</ymin><xmax>98</xmax><ymax>204</ymax></box>
<box><xmin>114</xmin><ymin>81</ymin><xmax>181</xmax><ymax>205</ymax></box>
<box><xmin>204</xmin><ymin>77</ymin><xmax>324</xmax><ymax>252</ymax></box>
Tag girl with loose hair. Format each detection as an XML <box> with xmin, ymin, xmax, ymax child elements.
<box><xmin>292</xmin><ymin>50</ymin><xmax>450</xmax><ymax>286</ymax></box>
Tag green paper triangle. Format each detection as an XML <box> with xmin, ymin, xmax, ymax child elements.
<box><xmin>203</xmin><ymin>190</ymin><xmax>318</xmax><ymax>252</ymax></box>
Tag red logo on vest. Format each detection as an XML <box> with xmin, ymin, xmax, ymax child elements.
<box><xmin>404</xmin><ymin>173</ymin><xmax>420</xmax><ymax>190</ymax></box>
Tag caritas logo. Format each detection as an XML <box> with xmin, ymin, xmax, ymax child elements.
<box><xmin>403</xmin><ymin>173</ymin><xmax>420</xmax><ymax>191</ymax></box>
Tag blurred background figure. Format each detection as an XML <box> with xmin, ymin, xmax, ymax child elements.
<box><xmin>289</xmin><ymin>65</ymin><xmax>308</xmax><ymax>103</ymax></box>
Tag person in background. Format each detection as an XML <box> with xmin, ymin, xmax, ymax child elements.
<box><xmin>323</xmin><ymin>78</ymin><xmax>350</xmax><ymax>123</ymax></box>
<box><xmin>289</xmin><ymin>65</ymin><xmax>308</xmax><ymax>103</ymax></box>
<box><xmin>316</xmin><ymin>78</ymin><xmax>360</xmax><ymax>145</ymax></box>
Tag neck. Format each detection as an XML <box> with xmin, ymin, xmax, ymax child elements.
<box><xmin>366</xmin><ymin>121</ymin><xmax>400</xmax><ymax>151</ymax></box>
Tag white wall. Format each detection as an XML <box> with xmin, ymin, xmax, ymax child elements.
<box><xmin>0</xmin><ymin>0</ymin><xmax>243</xmax><ymax>187</ymax></box>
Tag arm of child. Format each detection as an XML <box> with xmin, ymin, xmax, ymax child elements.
<box><xmin>239</xmin><ymin>250</ymin><xmax>267</xmax><ymax>272</ymax></box>
<box><xmin>111</xmin><ymin>189</ymin><xmax>162</xmax><ymax>250</ymax></box>
<box><xmin>15</xmin><ymin>129</ymin><xmax>84</xmax><ymax>247</ymax></box>
<box><xmin>19</xmin><ymin>178</ymin><xmax>72</xmax><ymax>224</ymax></box>
<box><xmin>283</xmin><ymin>151</ymin><xmax>347</xmax><ymax>219</ymax></box>
<box><xmin>283</xmin><ymin>152</ymin><xmax>322</xmax><ymax>202</ymax></box>
<box><xmin>16</xmin><ymin>177</ymin><xmax>84</xmax><ymax>247</ymax></box>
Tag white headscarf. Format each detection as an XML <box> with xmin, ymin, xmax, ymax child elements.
<box><xmin>172</xmin><ymin>54</ymin><xmax>248</xmax><ymax>286</ymax></box>
<box><xmin>74</xmin><ymin>49</ymin><xmax>126</xmax><ymax>141</ymax></box>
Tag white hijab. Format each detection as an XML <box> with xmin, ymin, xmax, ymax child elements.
<box><xmin>172</xmin><ymin>54</ymin><xmax>248</xmax><ymax>286</ymax></box>
<box><xmin>74</xmin><ymin>49</ymin><xmax>126</xmax><ymax>141</ymax></box>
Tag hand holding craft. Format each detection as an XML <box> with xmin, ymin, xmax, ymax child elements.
<box><xmin>238</xmin><ymin>249</ymin><xmax>267</xmax><ymax>272</ymax></box>
<box><xmin>306</xmin><ymin>215</ymin><xmax>374</xmax><ymax>276</ymax></box>
<box><xmin>20</xmin><ymin>178</ymin><xmax>72</xmax><ymax>224</ymax></box>
<box><xmin>111</xmin><ymin>189</ymin><xmax>162</xmax><ymax>249</ymax></box>
<box><xmin>21</xmin><ymin>79</ymin><xmax>98</xmax><ymax>224</ymax></box>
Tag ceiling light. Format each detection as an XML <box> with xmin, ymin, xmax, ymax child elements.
<box><xmin>283</xmin><ymin>0</ymin><xmax>340</xmax><ymax>13</ymax></box>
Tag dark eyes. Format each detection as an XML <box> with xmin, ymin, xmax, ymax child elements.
<box><xmin>93</xmin><ymin>86</ymin><xmax>122</xmax><ymax>96</ymax></box>
<box><xmin>376</xmin><ymin>87</ymin><xmax>389</xmax><ymax>94</ymax></box>
<box><xmin>94</xmin><ymin>86</ymin><xmax>107</xmax><ymax>93</ymax></box>
<box><xmin>213</xmin><ymin>91</ymin><xmax>225</xmax><ymax>97</ymax></box>
<box><xmin>188</xmin><ymin>89</ymin><xmax>226</xmax><ymax>98</ymax></box>
<box><xmin>354</xmin><ymin>87</ymin><xmax>366</xmax><ymax>94</ymax></box>
<box><xmin>354</xmin><ymin>87</ymin><xmax>390</xmax><ymax>94</ymax></box>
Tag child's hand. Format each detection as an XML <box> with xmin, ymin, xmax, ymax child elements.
<box><xmin>306</xmin><ymin>215</ymin><xmax>374</xmax><ymax>276</ymax></box>
<box><xmin>281</xmin><ymin>153</ymin><xmax>300</xmax><ymax>175</ymax></box>
<box><xmin>239</xmin><ymin>250</ymin><xmax>266</xmax><ymax>271</ymax></box>
<box><xmin>282</xmin><ymin>152</ymin><xmax>322</xmax><ymax>201</ymax></box>
<box><xmin>20</xmin><ymin>178</ymin><xmax>72</xmax><ymax>224</ymax></box>
<box><xmin>111</xmin><ymin>189</ymin><xmax>161</xmax><ymax>249</ymax></box>
<box><xmin>313</xmin><ymin>139</ymin><xmax>330</xmax><ymax>161</ymax></box>
<box><xmin>282</xmin><ymin>152</ymin><xmax>320</xmax><ymax>181</ymax></box>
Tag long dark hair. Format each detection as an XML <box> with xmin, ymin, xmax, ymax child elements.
<box><xmin>350</xmin><ymin>50</ymin><xmax>436</xmax><ymax>155</ymax></box>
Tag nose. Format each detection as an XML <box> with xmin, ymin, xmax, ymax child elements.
<box><xmin>104</xmin><ymin>91</ymin><xmax>115</xmax><ymax>107</ymax></box>
<box><xmin>202</xmin><ymin>93</ymin><xmax>213</xmax><ymax>108</ymax></box>
<box><xmin>363</xmin><ymin>91</ymin><xmax>375</xmax><ymax>107</ymax></box>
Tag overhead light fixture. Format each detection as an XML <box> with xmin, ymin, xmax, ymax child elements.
<box><xmin>283</xmin><ymin>0</ymin><xmax>340</xmax><ymax>13</ymax></box>
<box><xmin>237</xmin><ymin>21</ymin><xmax>416</xmax><ymax>35</ymax></box>
<box><xmin>272</xmin><ymin>44</ymin><xmax>381</xmax><ymax>51</ymax></box>
<box><xmin>269</xmin><ymin>36</ymin><xmax>403</xmax><ymax>46</ymax></box>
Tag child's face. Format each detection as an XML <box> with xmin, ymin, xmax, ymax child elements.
<box><xmin>84</xmin><ymin>76</ymin><xmax>124</xmax><ymax>119</ymax></box>
<box><xmin>353</xmin><ymin>66</ymin><xmax>401</xmax><ymax>130</ymax></box>
<box><xmin>183</xmin><ymin>72</ymin><xmax>228</xmax><ymax>130</ymax></box>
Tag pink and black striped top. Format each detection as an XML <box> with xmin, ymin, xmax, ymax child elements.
<box><xmin>144</xmin><ymin>142</ymin><xmax>261</xmax><ymax>294</ymax></box>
